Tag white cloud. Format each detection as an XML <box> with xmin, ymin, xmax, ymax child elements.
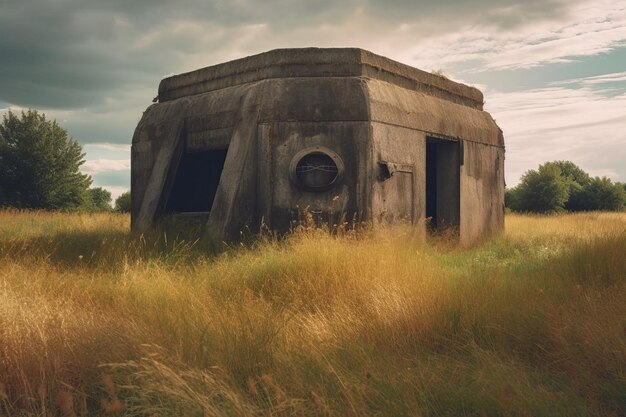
<box><xmin>551</xmin><ymin>71</ymin><xmax>626</xmax><ymax>86</ymax></box>
<box><xmin>485</xmin><ymin>83</ymin><xmax>626</xmax><ymax>186</ymax></box>
<box><xmin>406</xmin><ymin>0</ymin><xmax>626</xmax><ymax>71</ymax></box>
<box><xmin>0</xmin><ymin>105</ymin><xmax>26</xmax><ymax>116</ymax></box>
<box><xmin>85</xmin><ymin>143</ymin><xmax>131</xmax><ymax>151</ymax></box>
<box><xmin>81</xmin><ymin>159</ymin><xmax>130</xmax><ymax>175</ymax></box>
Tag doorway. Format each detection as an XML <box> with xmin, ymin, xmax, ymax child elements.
<box><xmin>165</xmin><ymin>148</ymin><xmax>228</xmax><ymax>213</ymax></box>
<box><xmin>425</xmin><ymin>137</ymin><xmax>460</xmax><ymax>231</ymax></box>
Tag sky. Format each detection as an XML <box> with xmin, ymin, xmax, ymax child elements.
<box><xmin>1</xmin><ymin>0</ymin><xmax>625</xmax><ymax>200</ymax></box>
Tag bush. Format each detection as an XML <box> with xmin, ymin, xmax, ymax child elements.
<box><xmin>85</xmin><ymin>187</ymin><xmax>112</xmax><ymax>212</ymax></box>
<box><xmin>114</xmin><ymin>191</ymin><xmax>131</xmax><ymax>213</ymax></box>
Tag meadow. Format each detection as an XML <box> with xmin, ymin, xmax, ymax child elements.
<box><xmin>0</xmin><ymin>209</ymin><xmax>624</xmax><ymax>416</ymax></box>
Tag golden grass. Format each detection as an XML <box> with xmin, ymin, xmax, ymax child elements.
<box><xmin>0</xmin><ymin>210</ymin><xmax>625</xmax><ymax>416</ymax></box>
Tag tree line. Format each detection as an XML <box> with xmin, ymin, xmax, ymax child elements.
<box><xmin>0</xmin><ymin>109</ymin><xmax>130</xmax><ymax>212</ymax></box>
<box><xmin>506</xmin><ymin>160</ymin><xmax>626</xmax><ymax>213</ymax></box>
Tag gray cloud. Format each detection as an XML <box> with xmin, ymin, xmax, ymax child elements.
<box><xmin>0</xmin><ymin>0</ymin><xmax>579</xmax><ymax>109</ymax></box>
<box><xmin>3</xmin><ymin>0</ymin><xmax>623</xmax><ymax>192</ymax></box>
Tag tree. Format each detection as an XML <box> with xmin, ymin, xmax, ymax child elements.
<box><xmin>504</xmin><ymin>188</ymin><xmax>519</xmax><ymax>211</ymax></box>
<box><xmin>507</xmin><ymin>160</ymin><xmax>626</xmax><ymax>213</ymax></box>
<box><xmin>85</xmin><ymin>187</ymin><xmax>112</xmax><ymax>212</ymax></box>
<box><xmin>539</xmin><ymin>161</ymin><xmax>591</xmax><ymax>211</ymax></box>
<box><xmin>573</xmin><ymin>177</ymin><xmax>626</xmax><ymax>211</ymax></box>
<box><xmin>542</xmin><ymin>160</ymin><xmax>591</xmax><ymax>186</ymax></box>
<box><xmin>508</xmin><ymin>164</ymin><xmax>569</xmax><ymax>213</ymax></box>
<box><xmin>114</xmin><ymin>191</ymin><xmax>131</xmax><ymax>213</ymax></box>
<box><xmin>0</xmin><ymin>109</ymin><xmax>92</xmax><ymax>210</ymax></box>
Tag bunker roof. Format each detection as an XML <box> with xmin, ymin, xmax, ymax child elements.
<box><xmin>158</xmin><ymin>48</ymin><xmax>484</xmax><ymax>110</ymax></box>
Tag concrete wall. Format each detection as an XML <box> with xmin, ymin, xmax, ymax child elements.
<box><xmin>364</xmin><ymin>78</ymin><xmax>502</xmax><ymax>147</ymax></box>
<box><xmin>131</xmin><ymin>82</ymin><xmax>257</xmax><ymax>232</ymax></box>
<box><xmin>132</xmin><ymin>76</ymin><xmax>372</xmax><ymax>236</ymax></box>
<box><xmin>363</xmin><ymin>77</ymin><xmax>504</xmax><ymax>245</ymax></box>
<box><xmin>460</xmin><ymin>141</ymin><xmax>505</xmax><ymax>246</ymax></box>
<box><xmin>370</xmin><ymin>123</ymin><xmax>425</xmax><ymax>226</ymax></box>
<box><xmin>258</xmin><ymin>121</ymin><xmax>371</xmax><ymax>232</ymax></box>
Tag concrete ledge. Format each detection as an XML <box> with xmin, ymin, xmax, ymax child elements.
<box><xmin>158</xmin><ymin>48</ymin><xmax>483</xmax><ymax>109</ymax></box>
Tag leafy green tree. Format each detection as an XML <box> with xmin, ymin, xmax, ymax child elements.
<box><xmin>543</xmin><ymin>160</ymin><xmax>590</xmax><ymax>186</ymax></box>
<box><xmin>507</xmin><ymin>160</ymin><xmax>626</xmax><ymax>213</ymax></box>
<box><xmin>574</xmin><ymin>177</ymin><xmax>626</xmax><ymax>211</ymax></box>
<box><xmin>509</xmin><ymin>164</ymin><xmax>569</xmax><ymax>213</ymax></box>
<box><xmin>114</xmin><ymin>191</ymin><xmax>131</xmax><ymax>213</ymax></box>
<box><xmin>540</xmin><ymin>161</ymin><xmax>591</xmax><ymax>211</ymax></box>
<box><xmin>85</xmin><ymin>187</ymin><xmax>112</xmax><ymax>212</ymax></box>
<box><xmin>0</xmin><ymin>109</ymin><xmax>92</xmax><ymax>210</ymax></box>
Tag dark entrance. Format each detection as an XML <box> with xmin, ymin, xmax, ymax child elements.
<box><xmin>165</xmin><ymin>149</ymin><xmax>228</xmax><ymax>213</ymax></box>
<box><xmin>425</xmin><ymin>137</ymin><xmax>460</xmax><ymax>231</ymax></box>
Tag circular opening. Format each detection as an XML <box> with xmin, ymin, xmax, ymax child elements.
<box><xmin>290</xmin><ymin>148</ymin><xmax>344</xmax><ymax>191</ymax></box>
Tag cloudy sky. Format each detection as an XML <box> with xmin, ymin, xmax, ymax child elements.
<box><xmin>1</xmin><ymin>0</ymin><xmax>625</xmax><ymax>199</ymax></box>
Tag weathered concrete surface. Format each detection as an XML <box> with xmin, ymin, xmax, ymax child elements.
<box><xmin>365</xmin><ymin>78</ymin><xmax>502</xmax><ymax>147</ymax></box>
<box><xmin>134</xmin><ymin>119</ymin><xmax>184</xmax><ymax>232</ymax></box>
<box><xmin>131</xmin><ymin>47</ymin><xmax>505</xmax><ymax>245</ymax></box>
<box><xmin>460</xmin><ymin>141</ymin><xmax>505</xmax><ymax>246</ymax></box>
<box><xmin>206</xmin><ymin>88</ymin><xmax>263</xmax><ymax>240</ymax></box>
<box><xmin>259</xmin><ymin>120</ymin><xmax>371</xmax><ymax>232</ymax></box>
<box><xmin>370</xmin><ymin>123</ymin><xmax>424</xmax><ymax>224</ymax></box>
<box><xmin>158</xmin><ymin>48</ymin><xmax>483</xmax><ymax>109</ymax></box>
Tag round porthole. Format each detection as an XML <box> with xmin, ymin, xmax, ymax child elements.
<box><xmin>289</xmin><ymin>147</ymin><xmax>344</xmax><ymax>191</ymax></box>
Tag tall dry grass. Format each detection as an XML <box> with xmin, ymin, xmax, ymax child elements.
<box><xmin>0</xmin><ymin>209</ymin><xmax>624</xmax><ymax>416</ymax></box>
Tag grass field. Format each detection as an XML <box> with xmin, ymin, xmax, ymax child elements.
<box><xmin>0</xmin><ymin>210</ymin><xmax>625</xmax><ymax>417</ymax></box>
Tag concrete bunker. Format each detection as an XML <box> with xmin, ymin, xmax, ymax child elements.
<box><xmin>131</xmin><ymin>48</ymin><xmax>505</xmax><ymax>245</ymax></box>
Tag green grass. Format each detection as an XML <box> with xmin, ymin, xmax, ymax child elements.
<box><xmin>0</xmin><ymin>209</ymin><xmax>624</xmax><ymax>416</ymax></box>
